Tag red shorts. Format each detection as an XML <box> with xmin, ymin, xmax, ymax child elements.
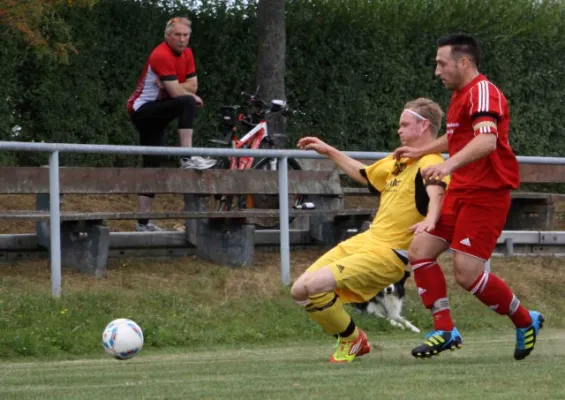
<box><xmin>427</xmin><ymin>189</ymin><xmax>511</xmax><ymax>260</ymax></box>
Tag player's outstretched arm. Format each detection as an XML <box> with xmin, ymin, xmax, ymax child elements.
<box><xmin>393</xmin><ymin>135</ymin><xmax>448</xmax><ymax>160</ymax></box>
<box><xmin>297</xmin><ymin>137</ymin><xmax>367</xmax><ymax>185</ymax></box>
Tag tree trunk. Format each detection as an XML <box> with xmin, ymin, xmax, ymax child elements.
<box><xmin>256</xmin><ymin>0</ymin><xmax>286</xmax><ymax>147</ymax></box>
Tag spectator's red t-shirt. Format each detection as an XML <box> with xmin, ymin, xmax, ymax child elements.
<box><xmin>127</xmin><ymin>42</ymin><xmax>196</xmax><ymax>115</ymax></box>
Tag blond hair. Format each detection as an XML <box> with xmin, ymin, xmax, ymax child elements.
<box><xmin>403</xmin><ymin>98</ymin><xmax>444</xmax><ymax>137</ymax></box>
<box><xmin>164</xmin><ymin>17</ymin><xmax>191</xmax><ymax>37</ymax></box>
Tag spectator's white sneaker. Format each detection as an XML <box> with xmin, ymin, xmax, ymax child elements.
<box><xmin>135</xmin><ymin>222</ymin><xmax>164</xmax><ymax>232</ymax></box>
<box><xmin>180</xmin><ymin>156</ymin><xmax>217</xmax><ymax>170</ymax></box>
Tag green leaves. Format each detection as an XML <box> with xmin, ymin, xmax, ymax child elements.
<box><xmin>2</xmin><ymin>0</ymin><xmax>565</xmax><ymax>167</ymax></box>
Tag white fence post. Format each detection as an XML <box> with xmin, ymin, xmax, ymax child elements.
<box><xmin>278</xmin><ymin>157</ymin><xmax>291</xmax><ymax>286</ymax></box>
<box><xmin>49</xmin><ymin>151</ymin><xmax>62</xmax><ymax>297</ymax></box>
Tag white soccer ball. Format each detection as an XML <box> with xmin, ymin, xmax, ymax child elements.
<box><xmin>102</xmin><ymin>318</ymin><xmax>144</xmax><ymax>360</ymax></box>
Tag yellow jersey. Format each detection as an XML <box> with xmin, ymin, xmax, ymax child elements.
<box><xmin>360</xmin><ymin>154</ymin><xmax>449</xmax><ymax>250</ymax></box>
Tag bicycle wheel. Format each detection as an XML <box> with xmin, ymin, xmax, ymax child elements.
<box><xmin>247</xmin><ymin>157</ymin><xmax>305</xmax><ymax>229</ymax></box>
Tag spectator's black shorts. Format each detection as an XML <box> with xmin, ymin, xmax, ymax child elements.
<box><xmin>131</xmin><ymin>95</ymin><xmax>197</xmax><ymax>168</ymax></box>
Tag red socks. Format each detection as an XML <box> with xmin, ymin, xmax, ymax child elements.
<box><xmin>412</xmin><ymin>259</ymin><xmax>454</xmax><ymax>331</ymax></box>
<box><xmin>468</xmin><ymin>272</ymin><xmax>532</xmax><ymax>328</ymax></box>
<box><xmin>412</xmin><ymin>260</ymin><xmax>533</xmax><ymax>330</ymax></box>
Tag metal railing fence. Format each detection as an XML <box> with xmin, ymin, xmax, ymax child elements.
<box><xmin>1</xmin><ymin>140</ymin><xmax>564</xmax><ymax>297</ymax></box>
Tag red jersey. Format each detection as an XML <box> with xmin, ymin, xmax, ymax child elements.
<box><xmin>127</xmin><ymin>42</ymin><xmax>196</xmax><ymax>115</ymax></box>
<box><xmin>446</xmin><ymin>74</ymin><xmax>519</xmax><ymax>190</ymax></box>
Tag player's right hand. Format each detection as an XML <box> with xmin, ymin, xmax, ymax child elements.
<box><xmin>410</xmin><ymin>219</ymin><xmax>436</xmax><ymax>235</ymax></box>
<box><xmin>393</xmin><ymin>146</ymin><xmax>422</xmax><ymax>160</ymax></box>
<box><xmin>297</xmin><ymin>137</ymin><xmax>332</xmax><ymax>155</ymax></box>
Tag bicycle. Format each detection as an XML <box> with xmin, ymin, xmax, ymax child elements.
<box><xmin>209</xmin><ymin>90</ymin><xmax>314</xmax><ymax>228</ymax></box>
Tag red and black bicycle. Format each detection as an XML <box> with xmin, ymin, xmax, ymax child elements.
<box><xmin>210</xmin><ymin>90</ymin><xmax>313</xmax><ymax>228</ymax></box>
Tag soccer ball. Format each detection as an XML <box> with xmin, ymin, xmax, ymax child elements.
<box><xmin>102</xmin><ymin>318</ymin><xmax>144</xmax><ymax>360</ymax></box>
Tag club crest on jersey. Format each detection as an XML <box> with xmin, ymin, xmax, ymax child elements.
<box><xmin>392</xmin><ymin>162</ymin><xmax>406</xmax><ymax>176</ymax></box>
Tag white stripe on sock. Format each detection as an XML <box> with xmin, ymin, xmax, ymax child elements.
<box><xmin>470</xmin><ymin>272</ymin><xmax>488</xmax><ymax>295</ymax></box>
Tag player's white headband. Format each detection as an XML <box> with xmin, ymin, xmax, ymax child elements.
<box><xmin>404</xmin><ymin>109</ymin><xmax>437</xmax><ymax>129</ymax></box>
<box><xmin>404</xmin><ymin>109</ymin><xmax>426</xmax><ymax>121</ymax></box>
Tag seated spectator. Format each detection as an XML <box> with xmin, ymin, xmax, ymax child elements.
<box><xmin>126</xmin><ymin>16</ymin><xmax>215</xmax><ymax>232</ymax></box>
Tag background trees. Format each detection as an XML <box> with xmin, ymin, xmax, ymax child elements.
<box><xmin>1</xmin><ymin>0</ymin><xmax>565</xmax><ymax>166</ymax></box>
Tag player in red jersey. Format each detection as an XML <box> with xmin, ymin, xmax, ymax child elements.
<box><xmin>127</xmin><ymin>17</ymin><xmax>216</xmax><ymax>232</ymax></box>
<box><xmin>394</xmin><ymin>34</ymin><xmax>544</xmax><ymax>361</ymax></box>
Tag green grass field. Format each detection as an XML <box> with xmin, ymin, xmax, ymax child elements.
<box><xmin>1</xmin><ymin>249</ymin><xmax>564</xmax><ymax>399</ymax></box>
<box><xmin>1</xmin><ymin>329</ymin><xmax>563</xmax><ymax>400</ymax></box>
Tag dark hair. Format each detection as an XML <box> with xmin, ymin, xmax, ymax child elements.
<box><xmin>437</xmin><ymin>34</ymin><xmax>482</xmax><ymax>67</ymax></box>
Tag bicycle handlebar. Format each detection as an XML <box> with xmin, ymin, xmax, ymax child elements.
<box><xmin>216</xmin><ymin>91</ymin><xmax>304</xmax><ymax>140</ymax></box>
<box><xmin>241</xmin><ymin>91</ymin><xmax>269</xmax><ymax>109</ymax></box>
<box><xmin>240</xmin><ymin>91</ymin><xmax>303</xmax><ymax>117</ymax></box>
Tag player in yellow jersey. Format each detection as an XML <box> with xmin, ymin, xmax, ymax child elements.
<box><xmin>292</xmin><ymin>98</ymin><xmax>449</xmax><ymax>363</ymax></box>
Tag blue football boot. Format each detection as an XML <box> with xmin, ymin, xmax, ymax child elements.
<box><xmin>411</xmin><ymin>328</ymin><xmax>463</xmax><ymax>358</ymax></box>
<box><xmin>514</xmin><ymin>311</ymin><xmax>544</xmax><ymax>360</ymax></box>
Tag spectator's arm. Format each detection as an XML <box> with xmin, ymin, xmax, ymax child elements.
<box><xmin>161</xmin><ymin>79</ymin><xmax>191</xmax><ymax>98</ymax></box>
<box><xmin>180</xmin><ymin>77</ymin><xmax>197</xmax><ymax>94</ymax></box>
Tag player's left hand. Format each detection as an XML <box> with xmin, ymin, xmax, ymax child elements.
<box><xmin>410</xmin><ymin>219</ymin><xmax>436</xmax><ymax>235</ymax></box>
<box><xmin>421</xmin><ymin>163</ymin><xmax>452</xmax><ymax>181</ymax></box>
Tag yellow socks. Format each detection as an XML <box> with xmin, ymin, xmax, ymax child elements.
<box><xmin>303</xmin><ymin>292</ymin><xmax>359</xmax><ymax>341</ymax></box>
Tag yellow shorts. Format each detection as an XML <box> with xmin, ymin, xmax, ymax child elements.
<box><xmin>306</xmin><ymin>231</ymin><xmax>407</xmax><ymax>304</ymax></box>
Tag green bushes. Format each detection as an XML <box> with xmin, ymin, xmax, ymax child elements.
<box><xmin>3</xmin><ymin>0</ymin><xmax>565</xmax><ymax>166</ymax></box>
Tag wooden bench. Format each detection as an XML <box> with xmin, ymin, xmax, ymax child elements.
<box><xmin>300</xmin><ymin>159</ymin><xmax>560</xmax><ymax>231</ymax></box>
<box><xmin>0</xmin><ymin>167</ymin><xmax>376</xmax><ymax>274</ymax></box>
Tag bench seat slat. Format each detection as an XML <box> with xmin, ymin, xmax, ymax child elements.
<box><xmin>343</xmin><ymin>187</ymin><xmax>372</xmax><ymax>195</ymax></box>
<box><xmin>0</xmin><ymin>168</ymin><xmax>343</xmax><ymax>195</ymax></box>
<box><xmin>301</xmin><ymin>159</ymin><xmax>565</xmax><ymax>184</ymax></box>
<box><xmin>341</xmin><ymin>187</ymin><xmax>553</xmax><ymax>201</ymax></box>
<box><xmin>0</xmin><ymin>208</ymin><xmax>377</xmax><ymax>221</ymax></box>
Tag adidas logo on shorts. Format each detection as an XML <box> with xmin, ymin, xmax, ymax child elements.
<box><xmin>459</xmin><ymin>237</ymin><xmax>472</xmax><ymax>247</ymax></box>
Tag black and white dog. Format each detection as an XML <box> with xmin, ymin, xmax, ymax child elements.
<box><xmin>352</xmin><ymin>271</ymin><xmax>420</xmax><ymax>333</ymax></box>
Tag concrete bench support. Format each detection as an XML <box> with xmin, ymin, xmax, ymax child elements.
<box><xmin>36</xmin><ymin>194</ymin><xmax>109</xmax><ymax>277</ymax></box>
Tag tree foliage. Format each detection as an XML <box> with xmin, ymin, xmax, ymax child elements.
<box><xmin>2</xmin><ymin>0</ymin><xmax>565</xmax><ymax>166</ymax></box>
<box><xmin>0</xmin><ymin>0</ymin><xmax>97</xmax><ymax>63</ymax></box>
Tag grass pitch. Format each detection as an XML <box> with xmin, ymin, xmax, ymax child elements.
<box><xmin>1</xmin><ymin>329</ymin><xmax>563</xmax><ymax>400</ymax></box>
